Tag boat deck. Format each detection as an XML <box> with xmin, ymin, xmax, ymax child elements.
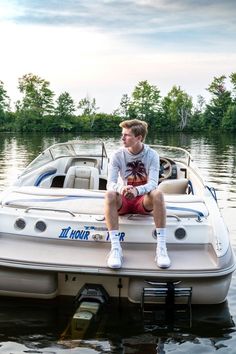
<box><xmin>0</xmin><ymin>233</ymin><xmax>228</xmax><ymax>277</ymax></box>
<box><xmin>0</xmin><ymin>186</ymin><xmax>209</xmax><ymax>218</ymax></box>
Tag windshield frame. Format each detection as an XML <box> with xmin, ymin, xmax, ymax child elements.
<box><xmin>20</xmin><ymin>141</ymin><xmax>107</xmax><ymax>176</ymax></box>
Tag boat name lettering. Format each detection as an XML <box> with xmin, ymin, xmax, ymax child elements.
<box><xmin>106</xmin><ymin>232</ymin><xmax>125</xmax><ymax>241</ymax></box>
<box><xmin>84</xmin><ymin>226</ymin><xmax>108</xmax><ymax>231</ymax></box>
<box><xmin>59</xmin><ymin>226</ymin><xmax>90</xmax><ymax>240</ymax></box>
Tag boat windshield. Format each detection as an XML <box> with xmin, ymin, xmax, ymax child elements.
<box><xmin>21</xmin><ymin>141</ymin><xmax>107</xmax><ymax>176</ymax></box>
<box><xmin>150</xmin><ymin>145</ymin><xmax>192</xmax><ymax>166</ymax></box>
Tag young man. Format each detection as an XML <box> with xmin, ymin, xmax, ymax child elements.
<box><xmin>104</xmin><ymin>119</ymin><xmax>171</xmax><ymax>269</ymax></box>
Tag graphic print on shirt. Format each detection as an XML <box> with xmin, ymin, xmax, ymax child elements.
<box><xmin>125</xmin><ymin>160</ymin><xmax>147</xmax><ymax>186</ymax></box>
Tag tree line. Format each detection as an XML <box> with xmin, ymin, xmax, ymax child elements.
<box><xmin>0</xmin><ymin>72</ymin><xmax>236</xmax><ymax>132</ymax></box>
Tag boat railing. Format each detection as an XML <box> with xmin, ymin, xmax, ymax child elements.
<box><xmin>25</xmin><ymin>206</ymin><xmax>76</xmax><ymax>217</ymax></box>
<box><xmin>149</xmin><ymin>144</ymin><xmax>193</xmax><ymax>166</ymax></box>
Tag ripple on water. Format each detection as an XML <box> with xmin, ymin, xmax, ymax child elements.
<box><xmin>0</xmin><ymin>340</ymin><xmax>111</xmax><ymax>353</ymax></box>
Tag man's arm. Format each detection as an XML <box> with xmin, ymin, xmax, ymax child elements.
<box><xmin>136</xmin><ymin>151</ymin><xmax>160</xmax><ymax>196</ymax></box>
<box><xmin>106</xmin><ymin>153</ymin><xmax>124</xmax><ymax>194</ymax></box>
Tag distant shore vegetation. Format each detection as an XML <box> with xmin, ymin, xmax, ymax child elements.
<box><xmin>0</xmin><ymin>72</ymin><xmax>236</xmax><ymax>132</ymax></box>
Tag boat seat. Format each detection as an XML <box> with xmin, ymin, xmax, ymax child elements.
<box><xmin>65</xmin><ymin>157</ymin><xmax>100</xmax><ymax>173</ymax></box>
<box><xmin>158</xmin><ymin>178</ymin><xmax>189</xmax><ymax>194</ymax></box>
<box><xmin>63</xmin><ymin>166</ymin><xmax>99</xmax><ymax>190</ymax></box>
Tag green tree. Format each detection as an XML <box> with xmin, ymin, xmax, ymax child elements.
<box><xmin>230</xmin><ymin>72</ymin><xmax>236</xmax><ymax>99</ymax></box>
<box><xmin>78</xmin><ymin>96</ymin><xmax>99</xmax><ymax>129</ymax></box>
<box><xmin>115</xmin><ymin>94</ymin><xmax>131</xmax><ymax>119</ymax></box>
<box><xmin>189</xmin><ymin>95</ymin><xmax>206</xmax><ymax>131</ymax></box>
<box><xmin>160</xmin><ymin>95</ymin><xmax>172</xmax><ymax>130</ymax></box>
<box><xmin>129</xmin><ymin>80</ymin><xmax>161</xmax><ymax>128</ymax></box>
<box><xmin>221</xmin><ymin>73</ymin><xmax>236</xmax><ymax>131</ymax></box>
<box><xmin>203</xmin><ymin>75</ymin><xmax>232</xmax><ymax>129</ymax></box>
<box><xmin>0</xmin><ymin>80</ymin><xmax>10</xmax><ymax>125</ymax></box>
<box><xmin>89</xmin><ymin>113</ymin><xmax>122</xmax><ymax>132</ymax></box>
<box><xmin>16</xmin><ymin>73</ymin><xmax>54</xmax><ymax>131</ymax></box>
<box><xmin>54</xmin><ymin>92</ymin><xmax>76</xmax><ymax>131</ymax></box>
<box><xmin>161</xmin><ymin>86</ymin><xmax>193</xmax><ymax>130</ymax></box>
<box><xmin>222</xmin><ymin>104</ymin><xmax>236</xmax><ymax>131</ymax></box>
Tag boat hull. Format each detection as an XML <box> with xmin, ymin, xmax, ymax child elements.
<box><xmin>0</xmin><ymin>268</ymin><xmax>58</xmax><ymax>299</ymax></box>
<box><xmin>0</xmin><ymin>266</ymin><xmax>233</xmax><ymax>304</ymax></box>
<box><xmin>0</xmin><ymin>188</ymin><xmax>235</xmax><ymax>304</ymax></box>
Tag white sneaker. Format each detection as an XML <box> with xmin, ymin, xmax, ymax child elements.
<box><xmin>107</xmin><ymin>248</ymin><xmax>123</xmax><ymax>269</ymax></box>
<box><xmin>156</xmin><ymin>246</ymin><xmax>171</xmax><ymax>269</ymax></box>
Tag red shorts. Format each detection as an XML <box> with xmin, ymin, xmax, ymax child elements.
<box><xmin>118</xmin><ymin>195</ymin><xmax>152</xmax><ymax>215</ymax></box>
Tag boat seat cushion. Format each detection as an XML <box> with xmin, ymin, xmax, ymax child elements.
<box><xmin>63</xmin><ymin>166</ymin><xmax>99</xmax><ymax>189</ymax></box>
<box><xmin>65</xmin><ymin>157</ymin><xmax>100</xmax><ymax>172</ymax></box>
<box><xmin>158</xmin><ymin>178</ymin><xmax>189</xmax><ymax>194</ymax></box>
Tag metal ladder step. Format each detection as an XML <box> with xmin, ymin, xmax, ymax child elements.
<box><xmin>141</xmin><ymin>281</ymin><xmax>192</xmax><ymax>329</ymax></box>
<box><xmin>141</xmin><ymin>281</ymin><xmax>192</xmax><ymax>307</ymax></box>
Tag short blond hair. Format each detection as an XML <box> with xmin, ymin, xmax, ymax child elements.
<box><xmin>119</xmin><ymin>119</ymin><xmax>148</xmax><ymax>141</ymax></box>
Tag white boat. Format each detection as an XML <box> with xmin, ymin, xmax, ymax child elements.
<box><xmin>0</xmin><ymin>140</ymin><xmax>235</xmax><ymax>305</ymax></box>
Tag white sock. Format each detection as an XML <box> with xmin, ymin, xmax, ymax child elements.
<box><xmin>109</xmin><ymin>230</ymin><xmax>121</xmax><ymax>249</ymax></box>
<box><xmin>156</xmin><ymin>228</ymin><xmax>167</xmax><ymax>249</ymax></box>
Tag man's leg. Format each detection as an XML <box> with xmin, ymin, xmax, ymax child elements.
<box><xmin>143</xmin><ymin>190</ymin><xmax>171</xmax><ymax>268</ymax></box>
<box><xmin>104</xmin><ymin>191</ymin><xmax>123</xmax><ymax>269</ymax></box>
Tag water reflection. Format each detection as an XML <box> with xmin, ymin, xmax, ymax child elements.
<box><xmin>0</xmin><ymin>297</ymin><xmax>234</xmax><ymax>353</ymax></box>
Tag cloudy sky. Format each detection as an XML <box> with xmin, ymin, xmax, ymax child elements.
<box><xmin>0</xmin><ymin>0</ymin><xmax>236</xmax><ymax>112</ymax></box>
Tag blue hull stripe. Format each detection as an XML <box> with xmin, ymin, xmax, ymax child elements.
<box><xmin>5</xmin><ymin>195</ymin><xmax>205</xmax><ymax>217</ymax></box>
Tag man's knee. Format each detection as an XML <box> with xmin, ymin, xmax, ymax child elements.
<box><xmin>105</xmin><ymin>190</ymin><xmax>118</xmax><ymax>204</ymax></box>
<box><xmin>152</xmin><ymin>189</ymin><xmax>165</xmax><ymax>206</ymax></box>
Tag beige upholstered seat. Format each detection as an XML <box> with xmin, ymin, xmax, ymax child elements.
<box><xmin>65</xmin><ymin>157</ymin><xmax>100</xmax><ymax>173</ymax></box>
<box><xmin>158</xmin><ymin>178</ymin><xmax>189</xmax><ymax>194</ymax></box>
<box><xmin>63</xmin><ymin>166</ymin><xmax>99</xmax><ymax>189</ymax></box>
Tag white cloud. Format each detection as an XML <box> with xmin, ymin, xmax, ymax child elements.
<box><xmin>0</xmin><ymin>1</ymin><xmax>236</xmax><ymax>112</ymax></box>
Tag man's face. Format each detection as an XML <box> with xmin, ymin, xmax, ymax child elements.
<box><xmin>121</xmin><ymin>128</ymin><xmax>142</xmax><ymax>148</ymax></box>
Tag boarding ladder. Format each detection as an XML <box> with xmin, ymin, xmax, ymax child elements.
<box><xmin>141</xmin><ymin>281</ymin><xmax>192</xmax><ymax>329</ymax></box>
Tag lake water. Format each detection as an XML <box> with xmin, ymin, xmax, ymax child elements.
<box><xmin>0</xmin><ymin>131</ymin><xmax>236</xmax><ymax>353</ymax></box>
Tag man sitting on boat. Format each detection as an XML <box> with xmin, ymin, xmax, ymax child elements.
<box><xmin>104</xmin><ymin>119</ymin><xmax>171</xmax><ymax>269</ymax></box>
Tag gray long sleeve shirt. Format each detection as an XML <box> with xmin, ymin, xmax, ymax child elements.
<box><xmin>107</xmin><ymin>144</ymin><xmax>160</xmax><ymax>196</ymax></box>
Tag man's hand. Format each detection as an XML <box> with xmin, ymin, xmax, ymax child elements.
<box><xmin>121</xmin><ymin>186</ymin><xmax>138</xmax><ymax>200</ymax></box>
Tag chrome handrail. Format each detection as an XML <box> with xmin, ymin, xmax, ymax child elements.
<box><xmin>25</xmin><ymin>206</ymin><xmax>76</xmax><ymax>217</ymax></box>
